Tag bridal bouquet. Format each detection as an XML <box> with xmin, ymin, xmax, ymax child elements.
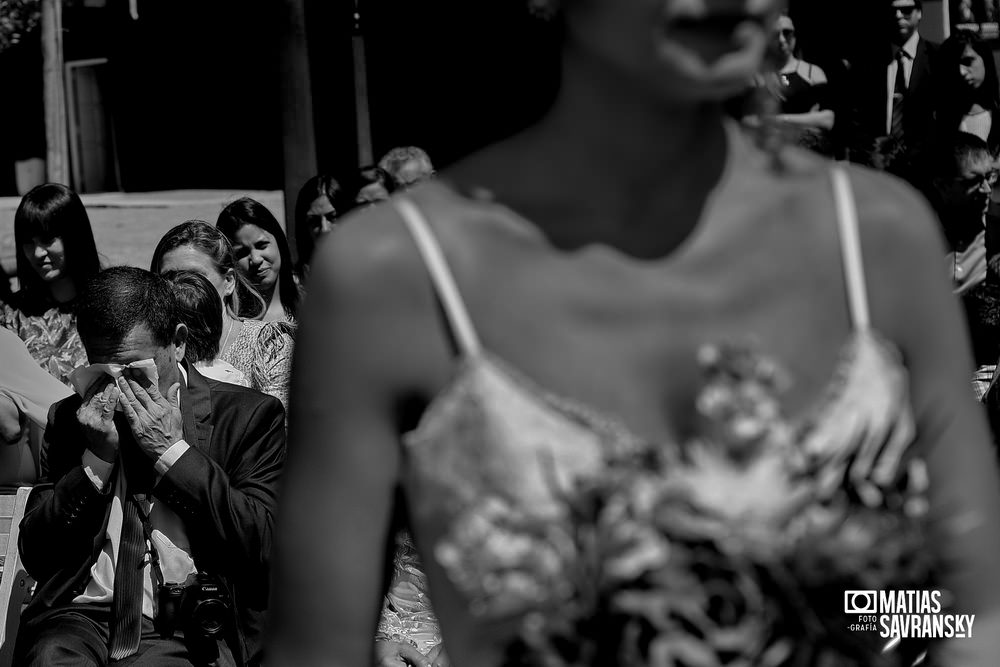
<box><xmin>504</xmin><ymin>344</ymin><xmax>936</xmax><ymax>667</ymax></box>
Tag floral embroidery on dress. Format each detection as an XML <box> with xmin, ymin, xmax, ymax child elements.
<box><xmin>1</xmin><ymin>303</ymin><xmax>88</xmax><ymax>388</ymax></box>
<box><xmin>406</xmin><ymin>338</ymin><xmax>934</xmax><ymax>667</ymax></box>
<box><xmin>502</xmin><ymin>342</ymin><xmax>932</xmax><ymax>666</ymax></box>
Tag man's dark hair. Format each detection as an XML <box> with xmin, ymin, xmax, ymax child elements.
<box><xmin>162</xmin><ymin>269</ymin><xmax>221</xmax><ymax>363</ymax></box>
<box><xmin>924</xmin><ymin>131</ymin><xmax>992</xmax><ymax>180</ymax></box>
<box><xmin>76</xmin><ymin>267</ymin><xmax>177</xmax><ymax>349</ymax></box>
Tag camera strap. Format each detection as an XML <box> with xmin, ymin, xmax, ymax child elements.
<box><xmin>130</xmin><ymin>494</ymin><xmax>166</xmax><ymax>590</ymax></box>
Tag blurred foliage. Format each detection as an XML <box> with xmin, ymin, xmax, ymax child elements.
<box><xmin>0</xmin><ymin>0</ymin><xmax>41</xmax><ymax>54</ymax></box>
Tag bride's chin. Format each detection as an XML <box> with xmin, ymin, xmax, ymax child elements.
<box><xmin>653</xmin><ymin>43</ymin><xmax>767</xmax><ymax>101</ymax></box>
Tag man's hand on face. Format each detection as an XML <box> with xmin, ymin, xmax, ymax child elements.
<box><xmin>116</xmin><ymin>370</ymin><xmax>183</xmax><ymax>461</ymax></box>
<box><xmin>76</xmin><ymin>376</ymin><xmax>121</xmax><ymax>463</ymax></box>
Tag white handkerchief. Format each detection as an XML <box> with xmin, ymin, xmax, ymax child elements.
<box><xmin>69</xmin><ymin>359</ymin><xmax>159</xmax><ymax>404</ymax></box>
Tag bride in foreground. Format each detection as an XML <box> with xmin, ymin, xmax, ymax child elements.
<box><xmin>269</xmin><ymin>0</ymin><xmax>1000</xmax><ymax>665</ymax></box>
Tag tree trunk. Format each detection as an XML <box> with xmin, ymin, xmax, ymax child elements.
<box><xmin>280</xmin><ymin>0</ymin><xmax>317</xmax><ymax>263</ymax></box>
<box><xmin>41</xmin><ymin>0</ymin><xmax>68</xmax><ymax>185</ymax></box>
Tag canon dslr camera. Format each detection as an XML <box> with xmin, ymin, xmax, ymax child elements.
<box><xmin>156</xmin><ymin>572</ymin><xmax>232</xmax><ymax>665</ymax></box>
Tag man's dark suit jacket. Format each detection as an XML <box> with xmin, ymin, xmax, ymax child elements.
<box><xmin>848</xmin><ymin>37</ymin><xmax>940</xmax><ymax>154</ymax></box>
<box><xmin>17</xmin><ymin>362</ymin><xmax>286</xmax><ymax>666</ymax></box>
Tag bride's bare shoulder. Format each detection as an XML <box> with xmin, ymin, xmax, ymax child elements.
<box><xmin>759</xmin><ymin>144</ymin><xmax>943</xmax><ymax>254</ymax></box>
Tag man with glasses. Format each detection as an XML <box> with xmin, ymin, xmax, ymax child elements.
<box><xmin>924</xmin><ymin>132</ymin><xmax>999</xmax><ymax>295</ymax></box>
<box><xmin>847</xmin><ymin>0</ymin><xmax>940</xmax><ymax>164</ymax></box>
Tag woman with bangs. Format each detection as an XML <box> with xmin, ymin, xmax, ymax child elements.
<box><xmin>1</xmin><ymin>183</ymin><xmax>100</xmax><ymax>385</ymax></box>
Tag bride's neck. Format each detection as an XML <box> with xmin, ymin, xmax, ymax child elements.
<box><xmin>536</xmin><ymin>46</ymin><xmax>726</xmax><ymax>185</ymax></box>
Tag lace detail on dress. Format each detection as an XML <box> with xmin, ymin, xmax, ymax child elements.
<box><xmin>393</xmin><ymin>173</ymin><xmax>933</xmax><ymax>665</ymax></box>
<box><xmin>376</xmin><ymin>532</ymin><xmax>443</xmax><ymax>654</ymax></box>
<box><xmin>220</xmin><ymin>319</ymin><xmax>295</xmax><ymax>415</ymax></box>
<box><xmin>402</xmin><ymin>334</ymin><xmax>930</xmax><ymax>665</ymax></box>
<box><xmin>1</xmin><ymin>303</ymin><xmax>88</xmax><ymax>387</ymax></box>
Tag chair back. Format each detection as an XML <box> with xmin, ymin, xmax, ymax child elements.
<box><xmin>0</xmin><ymin>487</ymin><xmax>33</xmax><ymax>667</ymax></box>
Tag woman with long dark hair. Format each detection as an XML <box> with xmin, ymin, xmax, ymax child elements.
<box><xmin>1</xmin><ymin>183</ymin><xmax>100</xmax><ymax>384</ymax></box>
<box><xmin>151</xmin><ymin>220</ymin><xmax>293</xmax><ymax>414</ymax></box>
<box><xmin>217</xmin><ymin>197</ymin><xmax>301</xmax><ymax>323</ymax></box>
<box><xmin>938</xmin><ymin>30</ymin><xmax>1000</xmax><ymax>151</ymax></box>
<box><xmin>294</xmin><ymin>174</ymin><xmax>343</xmax><ymax>280</ymax></box>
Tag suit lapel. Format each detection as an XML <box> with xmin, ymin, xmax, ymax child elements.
<box><xmin>908</xmin><ymin>39</ymin><xmax>929</xmax><ymax>97</ymax></box>
<box><xmin>180</xmin><ymin>362</ymin><xmax>214</xmax><ymax>452</ymax></box>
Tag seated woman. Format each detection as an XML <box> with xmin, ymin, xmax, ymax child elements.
<box><xmin>750</xmin><ymin>13</ymin><xmax>834</xmax><ymax>154</ymax></box>
<box><xmin>294</xmin><ymin>174</ymin><xmax>343</xmax><ymax>281</ymax></box>
<box><xmin>938</xmin><ymin>30</ymin><xmax>1000</xmax><ymax>152</ymax></box>
<box><xmin>162</xmin><ymin>269</ymin><xmax>249</xmax><ymax>387</ymax></box>
<box><xmin>0</xmin><ymin>327</ymin><xmax>72</xmax><ymax>488</ymax></box>
<box><xmin>1</xmin><ymin>183</ymin><xmax>101</xmax><ymax>385</ymax></box>
<box><xmin>151</xmin><ymin>221</ymin><xmax>294</xmax><ymax>415</ymax></box>
<box><xmin>217</xmin><ymin>197</ymin><xmax>302</xmax><ymax>324</ymax></box>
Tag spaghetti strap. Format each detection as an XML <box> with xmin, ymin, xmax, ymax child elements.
<box><xmin>830</xmin><ymin>167</ymin><xmax>871</xmax><ymax>331</ymax></box>
<box><xmin>393</xmin><ymin>197</ymin><xmax>483</xmax><ymax>356</ymax></box>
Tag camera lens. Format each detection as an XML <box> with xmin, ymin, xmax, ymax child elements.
<box><xmin>191</xmin><ymin>598</ymin><xmax>229</xmax><ymax>637</ymax></box>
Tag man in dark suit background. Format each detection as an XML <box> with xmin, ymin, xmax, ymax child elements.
<box><xmin>14</xmin><ymin>266</ymin><xmax>286</xmax><ymax>666</ymax></box>
<box><xmin>847</xmin><ymin>0</ymin><xmax>940</xmax><ymax>167</ymax></box>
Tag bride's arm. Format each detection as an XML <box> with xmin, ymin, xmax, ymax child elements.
<box><xmin>267</xmin><ymin>209</ymin><xmax>448</xmax><ymax>666</ymax></box>
<box><xmin>859</xmin><ymin>170</ymin><xmax>1000</xmax><ymax>664</ymax></box>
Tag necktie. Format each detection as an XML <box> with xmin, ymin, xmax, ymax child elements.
<box><xmin>890</xmin><ymin>50</ymin><xmax>907</xmax><ymax>139</ymax></box>
<box><xmin>108</xmin><ymin>491</ymin><xmax>151</xmax><ymax>660</ymax></box>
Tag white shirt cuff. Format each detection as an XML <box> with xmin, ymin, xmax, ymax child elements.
<box><xmin>81</xmin><ymin>449</ymin><xmax>115</xmax><ymax>492</ymax></box>
<box><xmin>154</xmin><ymin>439</ymin><xmax>190</xmax><ymax>479</ymax></box>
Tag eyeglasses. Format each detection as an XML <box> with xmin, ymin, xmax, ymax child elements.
<box><xmin>893</xmin><ymin>6</ymin><xmax>918</xmax><ymax>17</ymax></box>
<box><xmin>960</xmin><ymin>170</ymin><xmax>1000</xmax><ymax>191</ymax></box>
<box><xmin>777</xmin><ymin>28</ymin><xmax>796</xmax><ymax>39</ymax></box>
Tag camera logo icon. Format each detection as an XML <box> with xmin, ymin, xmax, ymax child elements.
<box><xmin>844</xmin><ymin>590</ymin><xmax>878</xmax><ymax>614</ymax></box>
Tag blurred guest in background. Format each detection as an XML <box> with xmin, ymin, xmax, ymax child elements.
<box><xmin>920</xmin><ymin>133</ymin><xmax>998</xmax><ymax>294</ymax></box>
<box><xmin>0</xmin><ymin>326</ymin><xmax>72</xmax><ymax>488</ymax></box>
<box><xmin>162</xmin><ymin>269</ymin><xmax>249</xmax><ymax>387</ymax></box>
<box><xmin>217</xmin><ymin>197</ymin><xmax>301</xmax><ymax>324</ymax></box>
<box><xmin>379</xmin><ymin>147</ymin><xmax>436</xmax><ymax>192</ymax></box>
<box><xmin>346</xmin><ymin>166</ymin><xmax>392</xmax><ymax>212</ymax></box>
<box><xmin>847</xmin><ymin>0</ymin><xmax>939</xmax><ymax>166</ymax></box>
<box><xmin>753</xmin><ymin>13</ymin><xmax>834</xmax><ymax>154</ymax></box>
<box><xmin>937</xmin><ymin>30</ymin><xmax>1000</xmax><ymax>152</ymax></box>
<box><xmin>1</xmin><ymin>183</ymin><xmax>100</xmax><ymax>385</ymax></box>
<box><xmin>294</xmin><ymin>174</ymin><xmax>343</xmax><ymax>280</ymax></box>
<box><xmin>151</xmin><ymin>221</ymin><xmax>293</xmax><ymax>415</ymax></box>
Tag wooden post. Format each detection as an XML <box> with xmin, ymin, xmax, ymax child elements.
<box><xmin>41</xmin><ymin>0</ymin><xmax>69</xmax><ymax>185</ymax></box>
<box><xmin>280</xmin><ymin>0</ymin><xmax>318</xmax><ymax>263</ymax></box>
<box><xmin>353</xmin><ymin>0</ymin><xmax>373</xmax><ymax>166</ymax></box>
